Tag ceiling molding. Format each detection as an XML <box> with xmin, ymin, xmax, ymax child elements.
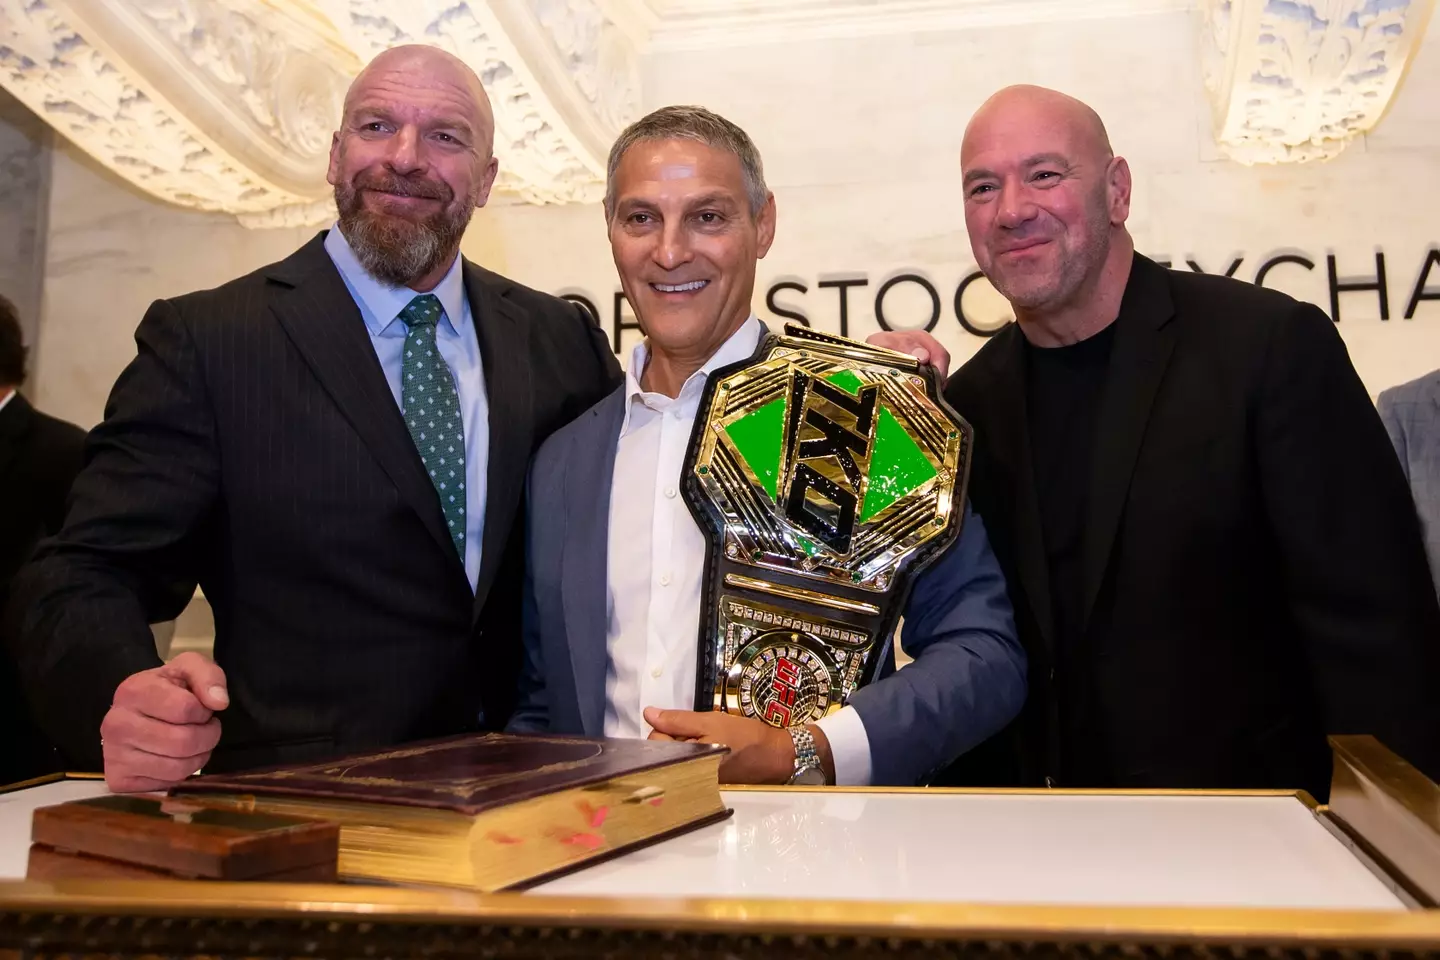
<box><xmin>0</xmin><ymin>0</ymin><xmax>641</xmax><ymax>225</ymax></box>
<box><xmin>634</xmin><ymin>0</ymin><xmax>1196</xmax><ymax>51</ymax></box>
<box><xmin>3</xmin><ymin>0</ymin><xmax>1435</xmax><ymax>229</ymax></box>
<box><xmin>0</xmin><ymin>0</ymin><xmax>345</xmax><ymax>216</ymax></box>
<box><xmin>1202</xmin><ymin>0</ymin><xmax>1438</xmax><ymax>164</ymax></box>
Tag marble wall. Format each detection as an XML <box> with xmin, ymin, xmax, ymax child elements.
<box><xmin>0</xmin><ymin>89</ymin><xmax>51</xmax><ymax>380</ymax></box>
<box><xmin>33</xmin><ymin>146</ymin><xmax>313</xmax><ymax>428</ymax></box>
<box><xmin>28</xmin><ymin>7</ymin><xmax>1440</xmax><ymax>426</ymax></box>
<box><xmin>478</xmin><ymin>9</ymin><xmax>1440</xmax><ymax>398</ymax></box>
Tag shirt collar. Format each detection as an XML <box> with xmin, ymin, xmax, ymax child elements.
<box><xmin>324</xmin><ymin>223</ymin><xmax>468</xmax><ymax>336</ymax></box>
<box><xmin>0</xmin><ymin>389</ymin><xmax>14</xmax><ymax>415</ymax></box>
<box><xmin>620</xmin><ymin>314</ymin><xmax>763</xmax><ymax>437</ymax></box>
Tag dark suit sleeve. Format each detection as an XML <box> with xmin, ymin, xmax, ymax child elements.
<box><xmin>573</xmin><ymin>300</ymin><xmax>623</xmax><ymax>392</ymax></box>
<box><xmin>36</xmin><ymin>419</ymin><xmax>87</xmax><ymax>538</ymax></box>
<box><xmin>847</xmin><ymin>503</ymin><xmax>1028</xmax><ymax>786</ymax></box>
<box><xmin>4</xmin><ymin>299</ymin><xmax>219</xmax><ymax>768</ymax></box>
<box><xmin>1255</xmin><ymin>303</ymin><xmax>1440</xmax><ymax>779</ymax></box>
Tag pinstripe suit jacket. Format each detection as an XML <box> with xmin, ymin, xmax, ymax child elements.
<box><xmin>1378</xmin><ymin>370</ymin><xmax>1440</xmax><ymax>600</ymax></box>
<box><xmin>4</xmin><ymin>232</ymin><xmax>621</xmax><ymax>773</ymax></box>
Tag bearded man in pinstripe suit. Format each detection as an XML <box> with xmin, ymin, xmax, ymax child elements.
<box><xmin>4</xmin><ymin>45</ymin><xmax>623</xmax><ymax>791</ymax></box>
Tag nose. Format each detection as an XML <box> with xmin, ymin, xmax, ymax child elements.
<box><xmin>384</xmin><ymin>126</ymin><xmax>424</xmax><ymax>176</ymax></box>
<box><xmin>995</xmin><ymin>182</ymin><xmax>1038</xmax><ymax>230</ymax></box>
<box><xmin>653</xmin><ymin>219</ymin><xmax>694</xmax><ymax>271</ymax></box>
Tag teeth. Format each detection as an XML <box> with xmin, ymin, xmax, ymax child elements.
<box><xmin>653</xmin><ymin>280</ymin><xmax>707</xmax><ymax>293</ymax></box>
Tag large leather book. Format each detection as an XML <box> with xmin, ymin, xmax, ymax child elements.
<box><xmin>170</xmin><ymin>732</ymin><xmax>730</xmax><ymax>891</ymax></box>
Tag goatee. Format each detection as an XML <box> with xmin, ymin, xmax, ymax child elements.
<box><xmin>335</xmin><ymin>172</ymin><xmax>474</xmax><ymax>287</ymax></box>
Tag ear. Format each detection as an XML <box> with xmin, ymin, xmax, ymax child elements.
<box><xmin>755</xmin><ymin>192</ymin><xmax>777</xmax><ymax>259</ymax></box>
<box><xmin>474</xmin><ymin>155</ymin><xmax>500</xmax><ymax>209</ymax></box>
<box><xmin>1107</xmin><ymin>156</ymin><xmax>1132</xmax><ymax>226</ymax></box>
<box><xmin>325</xmin><ymin>131</ymin><xmax>341</xmax><ymax>187</ymax></box>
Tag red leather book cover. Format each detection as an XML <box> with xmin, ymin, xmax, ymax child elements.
<box><xmin>170</xmin><ymin>733</ymin><xmax>726</xmax><ymax>816</ymax></box>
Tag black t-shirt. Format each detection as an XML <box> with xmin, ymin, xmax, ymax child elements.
<box><xmin>1025</xmin><ymin>321</ymin><xmax>1117</xmax><ymax>782</ymax></box>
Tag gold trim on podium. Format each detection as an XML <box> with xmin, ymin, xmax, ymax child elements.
<box><xmin>1</xmin><ymin>880</ymin><xmax>1438</xmax><ymax>951</ymax></box>
<box><xmin>4</xmin><ymin>745</ymin><xmax>1439</xmax><ymax>956</ymax></box>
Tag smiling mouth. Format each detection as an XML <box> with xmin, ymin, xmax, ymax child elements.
<box><xmin>998</xmin><ymin>239</ymin><xmax>1050</xmax><ymax>255</ymax></box>
<box><xmin>369</xmin><ymin>190</ymin><xmax>441</xmax><ymax>202</ymax></box>
<box><xmin>651</xmin><ymin>280</ymin><xmax>708</xmax><ymax>293</ymax></box>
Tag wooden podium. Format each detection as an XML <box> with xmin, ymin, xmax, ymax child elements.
<box><xmin>0</xmin><ymin>736</ymin><xmax>1436</xmax><ymax>959</ymax></box>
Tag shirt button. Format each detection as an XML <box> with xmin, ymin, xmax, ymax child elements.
<box><xmin>659</xmin><ymin>574</ymin><xmax>672</xmax><ymax>586</ymax></box>
<box><xmin>664</xmin><ymin>487</ymin><xmax>677</xmax><ymax>499</ymax></box>
<box><xmin>651</xmin><ymin>666</ymin><xmax>663</xmax><ymax>679</ymax></box>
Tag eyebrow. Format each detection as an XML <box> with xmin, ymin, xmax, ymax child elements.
<box><xmin>685</xmin><ymin>191</ymin><xmax>741</xmax><ymax>209</ymax></box>
<box><xmin>963</xmin><ymin>152</ymin><xmax>1072</xmax><ymax>185</ymax></box>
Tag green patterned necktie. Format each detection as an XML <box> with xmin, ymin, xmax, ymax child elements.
<box><xmin>399</xmin><ymin>294</ymin><xmax>466</xmax><ymax>559</ymax></box>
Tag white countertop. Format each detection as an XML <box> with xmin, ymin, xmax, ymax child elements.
<box><xmin>0</xmin><ymin>780</ymin><xmax>1405</xmax><ymax>910</ymax></box>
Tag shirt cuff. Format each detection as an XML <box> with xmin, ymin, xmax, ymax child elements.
<box><xmin>812</xmin><ymin>705</ymin><xmax>872</xmax><ymax>786</ymax></box>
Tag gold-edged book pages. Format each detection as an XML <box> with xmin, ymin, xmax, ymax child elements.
<box><xmin>170</xmin><ymin>733</ymin><xmax>730</xmax><ymax>891</ymax></box>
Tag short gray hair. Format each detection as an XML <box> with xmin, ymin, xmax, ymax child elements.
<box><xmin>604</xmin><ymin>105</ymin><xmax>768</xmax><ymax>220</ymax></box>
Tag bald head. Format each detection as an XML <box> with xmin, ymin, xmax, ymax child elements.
<box><xmin>343</xmin><ymin>44</ymin><xmax>495</xmax><ymax>151</ymax></box>
<box><xmin>963</xmin><ymin>85</ymin><xmax>1112</xmax><ymax>169</ymax></box>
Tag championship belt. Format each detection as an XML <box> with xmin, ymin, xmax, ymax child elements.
<box><xmin>681</xmin><ymin>323</ymin><xmax>973</xmax><ymax>726</ymax></box>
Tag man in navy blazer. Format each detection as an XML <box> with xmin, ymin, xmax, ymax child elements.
<box><xmin>508</xmin><ymin>106</ymin><xmax>1026</xmax><ymax>787</ymax></box>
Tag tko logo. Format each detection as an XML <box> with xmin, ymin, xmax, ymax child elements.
<box><xmin>723</xmin><ymin>368</ymin><xmax>938</xmax><ymax>555</ymax></box>
<box><xmin>784</xmin><ymin>372</ymin><xmax>879</xmax><ymax>554</ymax></box>
<box><xmin>763</xmin><ymin>656</ymin><xmax>802</xmax><ymax>727</ymax></box>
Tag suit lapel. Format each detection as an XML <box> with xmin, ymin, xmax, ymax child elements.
<box><xmin>267</xmin><ymin>234</ymin><xmax>464</xmax><ymax>580</ymax></box>
<box><xmin>561</xmin><ymin>388</ymin><xmax>625</xmax><ymax>736</ymax></box>
<box><xmin>467</xmin><ymin>265</ymin><xmax>534</xmax><ymax>619</ymax></box>
<box><xmin>1080</xmin><ymin>254</ymin><xmax>1180</xmax><ymax>630</ymax></box>
<box><xmin>979</xmin><ymin>328</ymin><xmax>1055</xmax><ymax>655</ymax></box>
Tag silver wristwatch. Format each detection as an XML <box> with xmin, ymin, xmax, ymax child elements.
<box><xmin>787</xmin><ymin>725</ymin><xmax>827</xmax><ymax>786</ymax></box>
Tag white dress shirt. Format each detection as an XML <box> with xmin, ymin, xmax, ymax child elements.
<box><xmin>0</xmin><ymin>389</ymin><xmax>14</xmax><ymax>415</ymax></box>
<box><xmin>603</xmin><ymin>315</ymin><xmax>874</xmax><ymax>785</ymax></box>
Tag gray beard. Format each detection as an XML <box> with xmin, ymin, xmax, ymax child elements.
<box><xmin>335</xmin><ymin>184</ymin><xmax>473</xmax><ymax>288</ymax></box>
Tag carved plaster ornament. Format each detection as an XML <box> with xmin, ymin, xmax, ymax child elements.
<box><xmin>1202</xmin><ymin>0</ymin><xmax>1437</xmax><ymax>164</ymax></box>
<box><xmin>0</xmin><ymin>0</ymin><xmax>641</xmax><ymax>226</ymax></box>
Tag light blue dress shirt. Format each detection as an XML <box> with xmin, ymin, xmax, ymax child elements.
<box><xmin>324</xmin><ymin>226</ymin><xmax>488</xmax><ymax>590</ymax></box>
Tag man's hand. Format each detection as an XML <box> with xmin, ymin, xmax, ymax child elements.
<box><xmin>100</xmin><ymin>652</ymin><xmax>228</xmax><ymax>793</ymax></box>
<box><xmin>865</xmin><ymin>330</ymin><xmax>952</xmax><ymax>379</ymax></box>
<box><xmin>645</xmin><ymin>706</ymin><xmax>831</xmax><ymax>785</ymax></box>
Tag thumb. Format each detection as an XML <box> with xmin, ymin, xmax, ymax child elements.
<box><xmin>160</xmin><ymin>652</ymin><xmax>229</xmax><ymax>711</ymax></box>
<box><xmin>644</xmin><ymin>707</ymin><xmax>707</xmax><ymax>739</ymax></box>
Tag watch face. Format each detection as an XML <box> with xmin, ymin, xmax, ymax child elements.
<box><xmin>791</xmin><ymin>765</ymin><xmax>827</xmax><ymax>786</ymax></box>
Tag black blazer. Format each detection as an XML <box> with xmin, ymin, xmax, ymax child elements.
<box><xmin>942</xmin><ymin>253</ymin><xmax>1440</xmax><ymax>799</ymax></box>
<box><xmin>0</xmin><ymin>393</ymin><xmax>85</xmax><ymax>783</ymax></box>
<box><xmin>5</xmin><ymin>233</ymin><xmax>622</xmax><ymax>773</ymax></box>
